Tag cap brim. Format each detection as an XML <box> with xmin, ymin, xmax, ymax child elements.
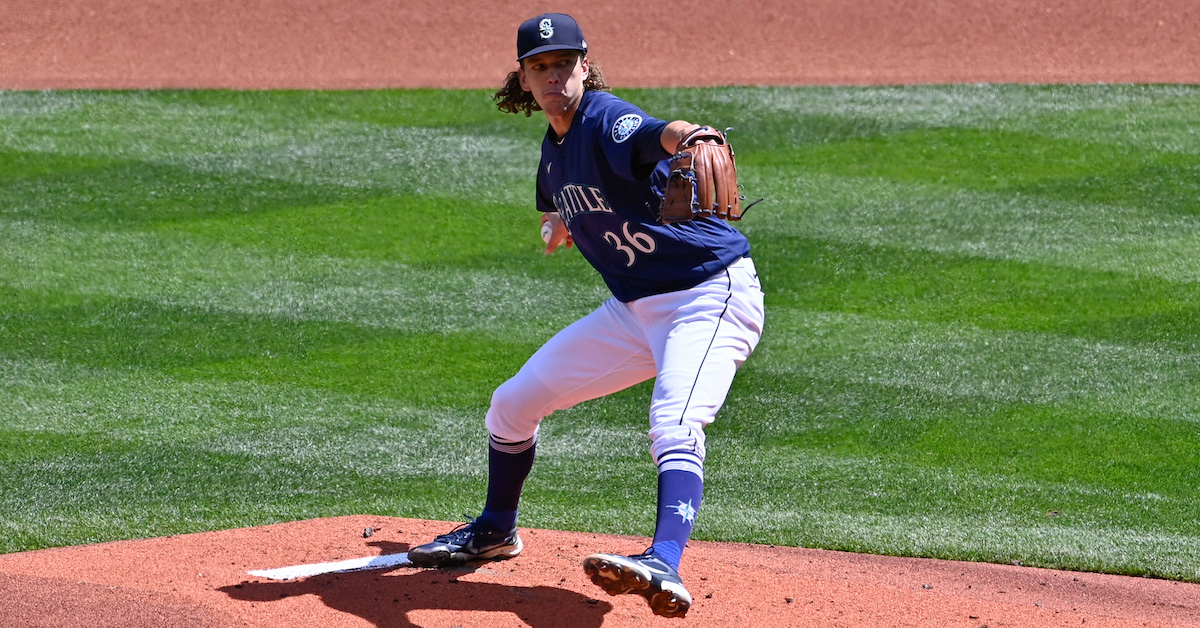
<box><xmin>518</xmin><ymin>44</ymin><xmax>587</xmax><ymax>60</ymax></box>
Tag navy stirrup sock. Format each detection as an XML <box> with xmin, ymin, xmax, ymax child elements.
<box><xmin>480</xmin><ymin>435</ymin><xmax>536</xmax><ymax>531</ymax></box>
<box><xmin>649</xmin><ymin>468</ymin><xmax>704</xmax><ymax>570</ymax></box>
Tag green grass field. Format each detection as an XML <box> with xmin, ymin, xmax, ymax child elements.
<box><xmin>2</xmin><ymin>85</ymin><xmax>1199</xmax><ymax>581</ymax></box>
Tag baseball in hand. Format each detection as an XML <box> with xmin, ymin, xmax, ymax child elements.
<box><xmin>541</xmin><ymin>220</ymin><xmax>555</xmax><ymax>244</ymax></box>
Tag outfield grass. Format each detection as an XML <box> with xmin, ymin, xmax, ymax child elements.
<box><xmin>2</xmin><ymin>85</ymin><xmax>1199</xmax><ymax>581</ymax></box>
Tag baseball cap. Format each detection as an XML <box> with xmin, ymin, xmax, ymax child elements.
<box><xmin>517</xmin><ymin>13</ymin><xmax>588</xmax><ymax>60</ymax></box>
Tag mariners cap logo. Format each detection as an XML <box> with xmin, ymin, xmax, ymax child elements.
<box><xmin>517</xmin><ymin>13</ymin><xmax>587</xmax><ymax>60</ymax></box>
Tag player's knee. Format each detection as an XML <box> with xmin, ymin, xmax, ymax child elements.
<box><xmin>484</xmin><ymin>378</ymin><xmax>545</xmax><ymax>442</ymax></box>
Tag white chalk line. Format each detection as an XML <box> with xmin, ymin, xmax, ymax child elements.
<box><xmin>248</xmin><ymin>552</ymin><xmax>412</xmax><ymax>580</ymax></box>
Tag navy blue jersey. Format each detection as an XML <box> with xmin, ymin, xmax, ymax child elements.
<box><xmin>536</xmin><ymin>90</ymin><xmax>750</xmax><ymax>302</ymax></box>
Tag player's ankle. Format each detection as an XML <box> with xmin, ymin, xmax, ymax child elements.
<box><xmin>648</xmin><ymin>540</ymin><xmax>683</xmax><ymax>570</ymax></box>
<box><xmin>479</xmin><ymin>508</ymin><xmax>517</xmax><ymax>531</ymax></box>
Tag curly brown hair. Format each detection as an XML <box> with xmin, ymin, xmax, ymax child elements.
<box><xmin>494</xmin><ymin>57</ymin><xmax>610</xmax><ymax>117</ymax></box>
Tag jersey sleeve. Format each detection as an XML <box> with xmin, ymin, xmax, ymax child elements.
<box><xmin>594</xmin><ymin>96</ymin><xmax>669</xmax><ymax>182</ymax></box>
<box><xmin>630</xmin><ymin>120</ymin><xmax>671</xmax><ymax>181</ymax></box>
<box><xmin>535</xmin><ymin>162</ymin><xmax>556</xmax><ymax>213</ymax></box>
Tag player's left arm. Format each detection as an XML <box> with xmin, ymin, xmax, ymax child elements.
<box><xmin>659</xmin><ymin>121</ymin><xmax>705</xmax><ymax>154</ymax></box>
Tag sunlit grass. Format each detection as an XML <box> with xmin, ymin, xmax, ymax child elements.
<box><xmin>2</xmin><ymin>86</ymin><xmax>1199</xmax><ymax>581</ymax></box>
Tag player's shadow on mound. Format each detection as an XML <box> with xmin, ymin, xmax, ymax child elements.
<box><xmin>219</xmin><ymin>541</ymin><xmax>613</xmax><ymax>628</ymax></box>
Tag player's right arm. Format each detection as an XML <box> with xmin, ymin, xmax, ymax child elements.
<box><xmin>541</xmin><ymin>211</ymin><xmax>572</xmax><ymax>254</ymax></box>
<box><xmin>537</xmin><ymin>159</ymin><xmax>573</xmax><ymax>254</ymax></box>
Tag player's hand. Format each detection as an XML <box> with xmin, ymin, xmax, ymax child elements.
<box><xmin>542</xmin><ymin>212</ymin><xmax>573</xmax><ymax>254</ymax></box>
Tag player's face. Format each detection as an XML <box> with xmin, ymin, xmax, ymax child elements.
<box><xmin>519</xmin><ymin>51</ymin><xmax>589</xmax><ymax>118</ymax></box>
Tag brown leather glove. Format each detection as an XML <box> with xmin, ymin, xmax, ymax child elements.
<box><xmin>658</xmin><ymin>126</ymin><xmax>742</xmax><ymax>223</ymax></box>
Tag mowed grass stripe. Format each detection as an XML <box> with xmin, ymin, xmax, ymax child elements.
<box><xmin>755</xmin><ymin>309</ymin><xmax>1200</xmax><ymax>420</ymax></box>
<box><xmin>0</xmin><ymin>91</ymin><xmax>538</xmax><ymax>199</ymax></box>
<box><xmin>627</xmin><ymin>84</ymin><xmax>1200</xmax><ymax>154</ymax></box>
<box><xmin>0</xmin><ymin>220</ymin><xmax>601</xmax><ymax>338</ymax></box>
<box><xmin>703</xmin><ymin>501</ymin><xmax>1200</xmax><ymax>581</ymax></box>
<box><xmin>749</xmin><ymin>170</ymin><xmax>1200</xmax><ymax>281</ymax></box>
<box><xmin>0</xmin><ymin>356</ymin><xmax>653</xmax><ymax>551</ymax></box>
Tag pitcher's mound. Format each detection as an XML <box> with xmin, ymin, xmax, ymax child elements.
<box><xmin>0</xmin><ymin>516</ymin><xmax>1196</xmax><ymax>627</ymax></box>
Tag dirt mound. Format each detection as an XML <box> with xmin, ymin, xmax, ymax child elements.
<box><xmin>1</xmin><ymin>516</ymin><xmax>1197</xmax><ymax>627</ymax></box>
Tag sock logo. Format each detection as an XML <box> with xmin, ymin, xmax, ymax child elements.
<box><xmin>670</xmin><ymin>500</ymin><xmax>696</xmax><ymax>524</ymax></box>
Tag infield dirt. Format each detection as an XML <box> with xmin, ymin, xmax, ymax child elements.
<box><xmin>2</xmin><ymin>0</ymin><xmax>1199</xmax><ymax>88</ymax></box>
<box><xmin>2</xmin><ymin>1</ymin><xmax>1200</xmax><ymax>626</ymax></box>
<box><xmin>2</xmin><ymin>516</ymin><xmax>1199</xmax><ymax>627</ymax></box>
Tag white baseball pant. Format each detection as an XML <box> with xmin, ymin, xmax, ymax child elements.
<box><xmin>485</xmin><ymin>257</ymin><xmax>765</xmax><ymax>474</ymax></box>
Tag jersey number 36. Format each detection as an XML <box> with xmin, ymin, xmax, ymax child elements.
<box><xmin>604</xmin><ymin>222</ymin><xmax>656</xmax><ymax>267</ymax></box>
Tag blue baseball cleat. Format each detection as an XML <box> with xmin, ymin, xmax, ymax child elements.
<box><xmin>407</xmin><ymin>518</ymin><xmax>523</xmax><ymax>568</ymax></box>
<box><xmin>582</xmin><ymin>551</ymin><xmax>692</xmax><ymax>618</ymax></box>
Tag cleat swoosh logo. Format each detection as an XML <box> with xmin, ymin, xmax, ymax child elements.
<box><xmin>639</xmin><ymin>562</ymin><xmax>675</xmax><ymax>577</ymax></box>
